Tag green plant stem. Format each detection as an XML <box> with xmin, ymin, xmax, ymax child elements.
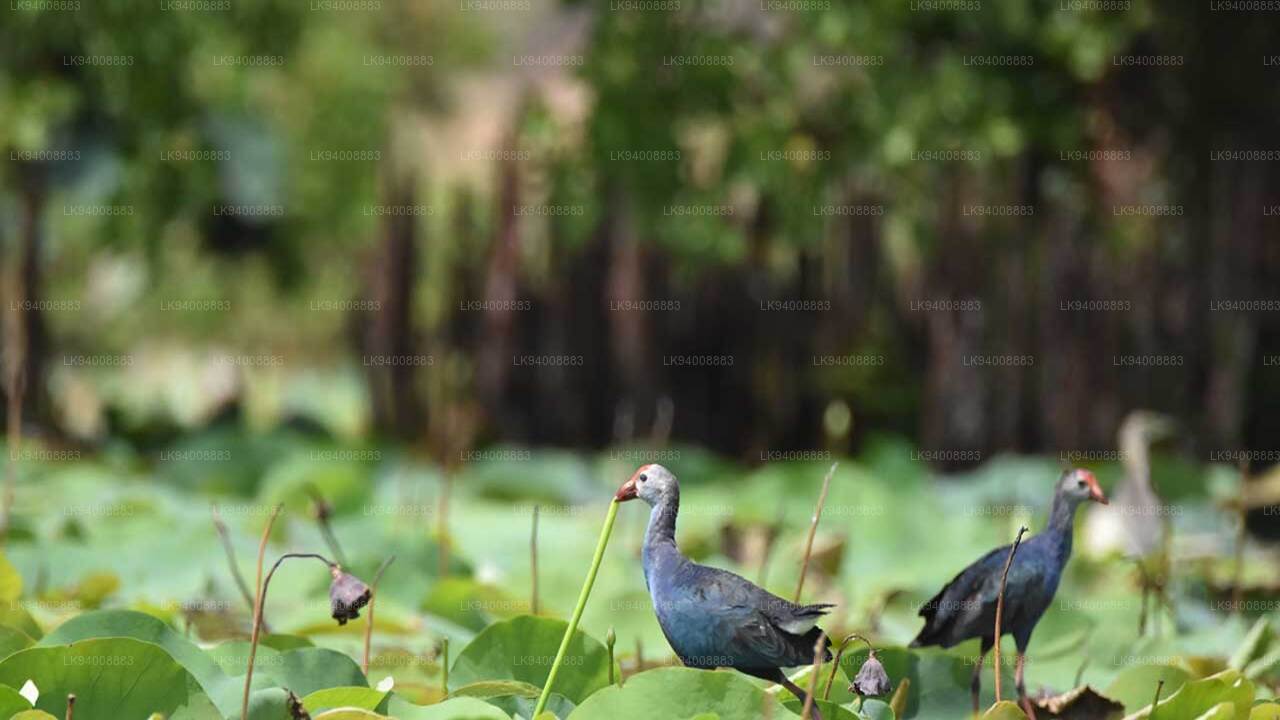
<box><xmin>532</xmin><ymin>499</ymin><xmax>621</xmax><ymax>718</ymax></box>
<box><xmin>362</xmin><ymin>555</ymin><xmax>397</xmax><ymax>675</ymax></box>
<box><xmin>801</xmin><ymin>634</ymin><xmax>826</xmax><ymax>720</ymax></box>
<box><xmin>824</xmin><ymin>633</ymin><xmax>872</xmax><ymax>700</ymax></box>
<box><xmin>211</xmin><ymin>505</ymin><xmax>257</xmax><ymax>617</ymax></box>
<box><xmin>306</xmin><ymin>484</ymin><xmax>347</xmax><ymax>567</ymax></box>
<box><xmin>243</xmin><ymin>552</ymin><xmax>334</xmax><ymax>719</ymax></box>
<box><xmin>992</xmin><ymin>526</ymin><xmax>1028</xmax><ymax>704</ymax></box>
<box><xmin>794</xmin><ymin>462</ymin><xmax>837</xmax><ymax>602</ymax></box>
<box><xmin>240</xmin><ymin>504</ymin><xmax>283</xmax><ymax>720</ymax></box>
<box><xmin>605</xmin><ymin>626</ymin><xmax>616</xmax><ymax>686</ymax></box>
<box><xmin>1231</xmin><ymin>461</ymin><xmax>1247</xmax><ymax>618</ymax></box>
<box><xmin>440</xmin><ymin>638</ymin><xmax>449</xmax><ymax>695</ymax></box>
<box><xmin>531</xmin><ymin>505</ymin><xmax>540</xmax><ymax>615</ymax></box>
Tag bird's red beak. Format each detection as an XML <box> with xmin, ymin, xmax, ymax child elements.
<box><xmin>614</xmin><ymin>478</ymin><xmax>638</xmax><ymax>502</ymax></box>
<box><xmin>614</xmin><ymin>465</ymin><xmax>650</xmax><ymax>502</ymax></box>
<box><xmin>1081</xmin><ymin>470</ymin><xmax>1108</xmax><ymax>505</ymax></box>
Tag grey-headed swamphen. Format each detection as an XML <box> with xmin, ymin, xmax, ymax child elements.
<box><xmin>1084</xmin><ymin>411</ymin><xmax>1174</xmax><ymax>561</ymax></box>
<box><xmin>1083</xmin><ymin>411</ymin><xmax>1176</xmax><ymax>635</ymax></box>
<box><xmin>911</xmin><ymin>468</ymin><xmax>1108</xmax><ymax>719</ymax></box>
<box><xmin>615</xmin><ymin>464</ymin><xmax>834</xmax><ymax>718</ymax></box>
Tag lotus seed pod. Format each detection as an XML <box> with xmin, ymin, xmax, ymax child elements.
<box><xmin>851</xmin><ymin>650</ymin><xmax>892</xmax><ymax>697</ymax></box>
<box><xmin>329</xmin><ymin>565</ymin><xmax>372</xmax><ymax>626</ymax></box>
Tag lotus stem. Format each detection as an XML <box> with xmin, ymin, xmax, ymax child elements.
<box><xmin>992</xmin><ymin>525</ymin><xmax>1028</xmax><ymax>704</ymax></box>
<box><xmin>211</xmin><ymin>505</ymin><xmax>258</xmax><ymax>617</ymax></box>
<box><xmin>240</xmin><ymin>504</ymin><xmax>283</xmax><ymax>720</ymax></box>
<box><xmin>1231</xmin><ymin>461</ymin><xmax>1248</xmax><ymax>617</ymax></box>
<box><xmin>362</xmin><ymin>555</ymin><xmax>397</xmax><ymax>675</ymax></box>
<box><xmin>795</xmin><ymin>463</ymin><xmax>837</xmax><ymax>602</ymax></box>
<box><xmin>306</xmin><ymin>484</ymin><xmax>347</xmax><ymax>567</ymax></box>
<box><xmin>440</xmin><ymin>637</ymin><xmax>449</xmax><ymax>695</ymax></box>
<box><xmin>65</xmin><ymin>693</ymin><xmax>75</xmax><ymax>720</ymax></box>
<box><xmin>824</xmin><ymin>633</ymin><xmax>872</xmax><ymax>700</ymax></box>
<box><xmin>801</xmin><ymin>633</ymin><xmax>827</xmax><ymax>720</ymax></box>
<box><xmin>437</xmin><ymin>469</ymin><xmax>453</xmax><ymax>576</ymax></box>
<box><xmin>606</xmin><ymin>626</ymin><xmax>616</xmax><ymax>686</ymax></box>
<box><xmin>531</xmin><ymin>505</ymin><xmax>540</xmax><ymax>615</ymax></box>
<box><xmin>532</xmin><ymin>499</ymin><xmax>621</xmax><ymax>718</ymax></box>
<box><xmin>1151</xmin><ymin>679</ymin><xmax>1164</xmax><ymax>718</ymax></box>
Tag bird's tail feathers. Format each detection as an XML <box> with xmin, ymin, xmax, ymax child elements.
<box><xmin>779</xmin><ymin>604</ymin><xmax>834</xmax><ymax>635</ymax></box>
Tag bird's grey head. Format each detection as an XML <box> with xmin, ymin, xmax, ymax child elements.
<box><xmin>1056</xmin><ymin>468</ymin><xmax>1108</xmax><ymax>506</ymax></box>
<box><xmin>1120</xmin><ymin>410</ymin><xmax>1177</xmax><ymax>446</ymax></box>
<box><xmin>614</xmin><ymin>463</ymin><xmax>678</xmax><ymax>507</ymax></box>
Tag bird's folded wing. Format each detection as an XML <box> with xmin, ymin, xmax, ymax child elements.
<box><xmin>701</xmin><ymin>567</ymin><xmax>832</xmax><ymax>635</ymax></box>
<box><xmin>920</xmin><ymin>544</ymin><xmax>1009</xmax><ymax>623</ymax></box>
<box><xmin>728</xmin><ymin>607</ymin><xmax>821</xmax><ymax>668</ymax></box>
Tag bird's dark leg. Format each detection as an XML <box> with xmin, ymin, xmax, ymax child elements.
<box><xmin>776</xmin><ymin>674</ymin><xmax>823</xmax><ymax>720</ymax></box>
<box><xmin>740</xmin><ymin>667</ymin><xmax>822</xmax><ymax>720</ymax></box>
<box><xmin>972</xmin><ymin>637</ymin><xmax>992</xmax><ymax>716</ymax></box>
<box><xmin>1016</xmin><ymin>650</ymin><xmax>1036</xmax><ymax>720</ymax></box>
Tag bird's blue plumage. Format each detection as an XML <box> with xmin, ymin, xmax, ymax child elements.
<box><xmin>912</xmin><ymin>483</ymin><xmax>1079</xmax><ymax>651</ymax></box>
<box><xmin>640</xmin><ymin>489</ymin><xmax>831</xmax><ymax>673</ymax></box>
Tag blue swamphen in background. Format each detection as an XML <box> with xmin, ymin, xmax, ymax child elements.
<box><xmin>911</xmin><ymin>468</ymin><xmax>1108</xmax><ymax>718</ymax></box>
<box><xmin>615</xmin><ymin>464</ymin><xmax>834</xmax><ymax>718</ymax></box>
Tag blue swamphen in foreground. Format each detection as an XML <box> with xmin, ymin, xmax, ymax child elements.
<box><xmin>615</xmin><ymin>464</ymin><xmax>834</xmax><ymax>718</ymax></box>
<box><xmin>911</xmin><ymin>468</ymin><xmax>1108</xmax><ymax>718</ymax></box>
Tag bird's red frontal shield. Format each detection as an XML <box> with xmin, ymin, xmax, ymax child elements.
<box><xmin>1080</xmin><ymin>469</ymin><xmax>1108</xmax><ymax>504</ymax></box>
<box><xmin>614</xmin><ymin>464</ymin><xmax>652</xmax><ymax>501</ymax></box>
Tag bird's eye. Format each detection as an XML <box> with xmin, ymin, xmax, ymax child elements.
<box><xmin>639</xmin><ymin>473</ymin><xmax>648</xmax><ymax>482</ymax></box>
<box><xmin>1076</xmin><ymin>480</ymin><xmax>1086</xmax><ymax>488</ymax></box>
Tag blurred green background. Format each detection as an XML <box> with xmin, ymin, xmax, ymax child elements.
<box><xmin>4</xmin><ymin>0</ymin><xmax>1280</xmax><ymax>459</ymax></box>
<box><xmin>2</xmin><ymin>0</ymin><xmax>1280</xmax><ymax>714</ymax></box>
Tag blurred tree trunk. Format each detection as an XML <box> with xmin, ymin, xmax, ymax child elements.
<box><xmin>362</xmin><ymin>174</ymin><xmax>420</xmax><ymax>439</ymax></box>
<box><xmin>474</xmin><ymin>134</ymin><xmax>521</xmax><ymax>425</ymax></box>
<box><xmin>7</xmin><ymin>164</ymin><xmax>48</xmax><ymax>426</ymax></box>
<box><xmin>604</xmin><ymin>188</ymin><xmax>655</xmax><ymax>442</ymax></box>
<box><xmin>1204</xmin><ymin>161</ymin><xmax>1262</xmax><ymax>451</ymax></box>
<box><xmin>1176</xmin><ymin>2</ymin><xmax>1214</xmax><ymax>455</ymax></box>
<box><xmin>1036</xmin><ymin>210</ymin><xmax>1092</xmax><ymax>453</ymax></box>
<box><xmin>821</xmin><ymin>183</ymin><xmax>884</xmax><ymax>448</ymax></box>
<box><xmin>921</xmin><ymin>170</ymin><xmax>988</xmax><ymax>465</ymax></box>
<box><xmin>994</xmin><ymin>153</ymin><xmax>1040</xmax><ymax>451</ymax></box>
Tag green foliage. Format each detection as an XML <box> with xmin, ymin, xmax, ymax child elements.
<box><xmin>388</xmin><ymin>695</ymin><xmax>512</xmax><ymax>719</ymax></box>
<box><xmin>0</xmin><ymin>554</ymin><xmax>21</xmax><ymax>604</ymax></box>
<box><xmin>567</xmin><ymin>667</ymin><xmax>797</xmax><ymax>720</ymax></box>
<box><xmin>39</xmin><ymin>609</ymin><xmax>233</xmax><ymax>707</ymax></box>
<box><xmin>302</xmin><ymin>686</ymin><xmax>389</xmax><ymax>714</ymax></box>
<box><xmin>1121</xmin><ymin>671</ymin><xmax>1255</xmax><ymax>720</ymax></box>
<box><xmin>10</xmin><ymin>711</ymin><xmax>60</xmax><ymax>720</ymax></box>
<box><xmin>981</xmin><ymin>702</ymin><xmax>1028</xmax><ymax>719</ymax></box>
<box><xmin>0</xmin><ymin>637</ymin><xmax>218</xmax><ymax>719</ymax></box>
<box><xmin>0</xmin><ymin>684</ymin><xmax>33</xmax><ymax>718</ymax></box>
<box><xmin>1104</xmin><ymin>664</ymin><xmax>1191</xmax><ymax>714</ymax></box>
<box><xmin>0</xmin><ymin>625</ymin><xmax>33</xmax><ymax>661</ymax></box>
<box><xmin>449</xmin><ymin>615</ymin><xmax>614</xmax><ymax>715</ymax></box>
<box><xmin>0</xmin><ymin>443</ymin><xmax>1266</xmax><ymax>718</ymax></box>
